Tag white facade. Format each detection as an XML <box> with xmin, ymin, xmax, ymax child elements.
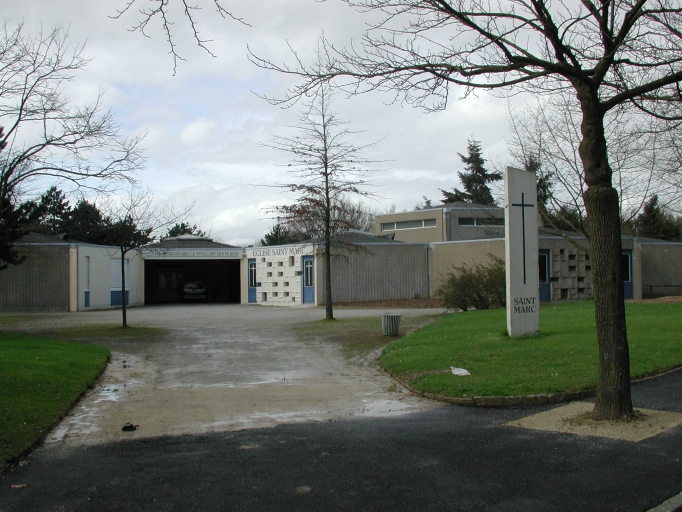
<box><xmin>76</xmin><ymin>244</ymin><xmax>144</xmax><ymax>311</ymax></box>
<box><xmin>242</xmin><ymin>245</ymin><xmax>316</xmax><ymax>306</ymax></box>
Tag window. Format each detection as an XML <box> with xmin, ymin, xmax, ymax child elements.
<box><xmin>304</xmin><ymin>259</ymin><xmax>314</xmax><ymax>287</ymax></box>
<box><xmin>289</xmin><ymin>256</ymin><xmax>295</xmax><ymax>266</ymax></box>
<box><xmin>458</xmin><ymin>217</ymin><xmax>504</xmax><ymax>226</ymax></box>
<box><xmin>84</xmin><ymin>256</ymin><xmax>90</xmax><ymax>292</ymax></box>
<box><xmin>267</xmin><ymin>262</ymin><xmax>272</xmax><ymax>267</ymax></box>
<box><xmin>278</xmin><ymin>261</ymin><xmax>284</xmax><ymax>267</ymax></box>
<box><xmin>266</xmin><ymin>272</ymin><xmax>272</xmax><ymax>277</ymax></box>
<box><xmin>248</xmin><ymin>262</ymin><xmax>257</xmax><ymax>288</ymax></box>
<box><xmin>381</xmin><ymin>219</ymin><xmax>437</xmax><ymax>231</ymax></box>
<box><xmin>283</xmin><ymin>281</ymin><xmax>289</xmax><ymax>287</ymax></box>
<box><xmin>278</xmin><ymin>272</ymin><xmax>283</xmax><ymax>277</ymax></box>
<box><xmin>110</xmin><ymin>258</ymin><xmax>129</xmax><ymax>290</ymax></box>
<box><xmin>262</xmin><ymin>292</ymin><xmax>267</xmax><ymax>302</ymax></box>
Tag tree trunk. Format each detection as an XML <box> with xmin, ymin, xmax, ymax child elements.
<box><xmin>577</xmin><ymin>85</ymin><xmax>632</xmax><ymax>420</ymax></box>
<box><xmin>120</xmin><ymin>251</ymin><xmax>128</xmax><ymax>328</ymax></box>
<box><xmin>324</xmin><ymin>236</ymin><xmax>333</xmax><ymax>320</ymax></box>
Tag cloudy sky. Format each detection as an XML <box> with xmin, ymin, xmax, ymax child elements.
<box><xmin>12</xmin><ymin>1</ymin><xmax>527</xmax><ymax>245</ymax></box>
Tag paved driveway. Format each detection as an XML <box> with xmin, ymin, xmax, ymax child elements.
<box><xmin>2</xmin><ymin>305</ymin><xmax>682</xmax><ymax>511</ymax></box>
<box><xmin>10</xmin><ymin>304</ymin><xmax>441</xmax><ymax>446</ymax></box>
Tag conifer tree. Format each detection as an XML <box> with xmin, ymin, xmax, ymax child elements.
<box><xmin>440</xmin><ymin>139</ymin><xmax>501</xmax><ymax>206</ymax></box>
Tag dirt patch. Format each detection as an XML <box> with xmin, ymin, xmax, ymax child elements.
<box><xmin>628</xmin><ymin>295</ymin><xmax>682</xmax><ymax>304</ymax></box>
<box><xmin>506</xmin><ymin>401</ymin><xmax>682</xmax><ymax>442</ymax></box>
<box><xmin>335</xmin><ymin>298</ymin><xmax>445</xmax><ymax>309</ymax></box>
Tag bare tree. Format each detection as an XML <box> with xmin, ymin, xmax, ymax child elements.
<box><xmin>102</xmin><ymin>188</ymin><xmax>190</xmax><ymax>328</ymax></box>
<box><xmin>112</xmin><ymin>0</ymin><xmax>249</xmax><ymax>73</ymax></box>
<box><xmin>251</xmin><ymin>0</ymin><xmax>682</xmax><ymax>420</ymax></box>
<box><xmin>0</xmin><ymin>23</ymin><xmax>143</xmax><ymax>269</ymax></box>
<box><xmin>507</xmin><ymin>93</ymin><xmax>682</xmax><ymax>232</ymax></box>
<box><xmin>282</xmin><ymin>196</ymin><xmax>378</xmax><ymax>237</ymax></box>
<box><xmin>262</xmin><ymin>86</ymin><xmax>379</xmax><ymax>320</ymax></box>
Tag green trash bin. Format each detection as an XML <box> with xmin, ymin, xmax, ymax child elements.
<box><xmin>381</xmin><ymin>313</ymin><xmax>401</xmax><ymax>336</ymax></box>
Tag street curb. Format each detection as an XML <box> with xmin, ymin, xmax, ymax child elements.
<box><xmin>389</xmin><ymin>366</ymin><xmax>682</xmax><ymax>408</ymax></box>
<box><xmin>648</xmin><ymin>490</ymin><xmax>682</xmax><ymax>512</ymax></box>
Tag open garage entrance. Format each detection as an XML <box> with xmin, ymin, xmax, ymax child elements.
<box><xmin>141</xmin><ymin>234</ymin><xmax>244</xmax><ymax>305</ymax></box>
<box><xmin>144</xmin><ymin>259</ymin><xmax>241</xmax><ymax>304</ymax></box>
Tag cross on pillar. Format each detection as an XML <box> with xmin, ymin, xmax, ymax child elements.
<box><xmin>511</xmin><ymin>192</ymin><xmax>535</xmax><ymax>285</ymax></box>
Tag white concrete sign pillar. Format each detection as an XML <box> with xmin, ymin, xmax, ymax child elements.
<box><xmin>505</xmin><ymin>166</ymin><xmax>540</xmax><ymax>337</ymax></box>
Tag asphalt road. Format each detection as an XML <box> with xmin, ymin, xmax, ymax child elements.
<box><xmin>2</xmin><ymin>370</ymin><xmax>682</xmax><ymax>512</ymax></box>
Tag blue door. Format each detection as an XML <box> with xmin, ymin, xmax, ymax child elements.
<box><xmin>622</xmin><ymin>250</ymin><xmax>633</xmax><ymax>299</ymax></box>
<box><xmin>539</xmin><ymin>250</ymin><xmax>551</xmax><ymax>301</ymax></box>
<box><xmin>248</xmin><ymin>259</ymin><xmax>257</xmax><ymax>303</ymax></box>
<box><xmin>302</xmin><ymin>256</ymin><xmax>314</xmax><ymax>304</ymax></box>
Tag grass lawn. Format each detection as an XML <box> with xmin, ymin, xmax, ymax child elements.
<box><xmin>0</xmin><ymin>332</ymin><xmax>110</xmax><ymax>468</ymax></box>
<box><xmin>380</xmin><ymin>301</ymin><xmax>682</xmax><ymax>398</ymax></box>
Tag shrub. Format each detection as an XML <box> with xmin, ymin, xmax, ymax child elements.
<box><xmin>437</xmin><ymin>255</ymin><xmax>506</xmax><ymax>311</ymax></box>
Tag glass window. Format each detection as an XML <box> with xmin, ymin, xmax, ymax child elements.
<box><xmin>423</xmin><ymin>218</ymin><xmax>437</xmax><ymax>227</ymax></box>
<box><xmin>381</xmin><ymin>222</ymin><xmax>396</xmax><ymax>231</ymax></box>
<box><xmin>395</xmin><ymin>220</ymin><xmax>424</xmax><ymax>229</ymax></box>
<box><xmin>458</xmin><ymin>217</ymin><xmax>475</xmax><ymax>226</ymax></box>
<box><xmin>480</xmin><ymin>217</ymin><xmax>504</xmax><ymax>226</ymax></box>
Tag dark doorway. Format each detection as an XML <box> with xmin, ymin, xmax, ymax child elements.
<box><xmin>539</xmin><ymin>250</ymin><xmax>551</xmax><ymax>301</ymax></box>
<box><xmin>144</xmin><ymin>259</ymin><xmax>241</xmax><ymax>304</ymax></box>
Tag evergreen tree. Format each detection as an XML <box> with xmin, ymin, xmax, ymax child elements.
<box><xmin>524</xmin><ymin>153</ymin><xmax>554</xmax><ymax>212</ymax></box>
<box><xmin>22</xmin><ymin>187</ymin><xmax>72</xmax><ymax>235</ymax></box>
<box><xmin>260</xmin><ymin>223</ymin><xmax>302</xmax><ymax>246</ymax></box>
<box><xmin>63</xmin><ymin>200</ymin><xmax>110</xmax><ymax>244</ymax></box>
<box><xmin>164</xmin><ymin>222</ymin><xmax>207</xmax><ymax>239</ymax></box>
<box><xmin>0</xmin><ymin>197</ymin><xmax>29</xmax><ymax>270</ymax></box>
<box><xmin>440</xmin><ymin>139</ymin><xmax>501</xmax><ymax>205</ymax></box>
<box><xmin>0</xmin><ymin>126</ymin><xmax>28</xmax><ymax>270</ymax></box>
<box><xmin>635</xmin><ymin>196</ymin><xmax>680</xmax><ymax>241</ymax></box>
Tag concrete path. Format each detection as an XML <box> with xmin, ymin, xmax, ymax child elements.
<box><xmin>1</xmin><ymin>305</ymin><xmax>682</xmax><ymax>511</ymax></box>
<box><xmin>6</xmin><ymin>304</ymin><xmax>441</xmax><ymax>446</ymax></box>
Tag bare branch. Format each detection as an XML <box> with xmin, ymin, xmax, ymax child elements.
<box><xmin>111</xmin><ymin>0</ymin><xmax>250</xmax><ymax>74</ymax></box>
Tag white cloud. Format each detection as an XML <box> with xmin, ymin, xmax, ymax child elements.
<box><xmin>12</xmin><ymin>0</ymin><xmax>516</xmax><ymax>243</ymax></box>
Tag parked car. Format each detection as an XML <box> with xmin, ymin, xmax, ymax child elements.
<box><xmin>182</xmin><ymin>282</ymin><xmax>207</xmax><ymax>302</ymax></box>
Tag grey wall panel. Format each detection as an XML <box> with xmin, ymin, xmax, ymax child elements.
<box><xmin>0</xmin><ymin>246</ymin><xmax>69</xmax><ymax>311</ymax></box>
<box><xmin>641</xmin><ymin>244</ymin><xmax>682</xmax><ymax>297</ymax></box>
<box><xmin>319</xmin><ymin>245</ymin><xmax>429</xmax><ymax>303</ymax></box>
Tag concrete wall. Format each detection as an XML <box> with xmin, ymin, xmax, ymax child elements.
<box><xmin>543</xmin><ymin>241</ymin><xmax>593</xmax><ymax>301</ymax></box>
<box><xmin>429</xmin><ymin>239</ymin><xmax>505</xmax><ymax>294</ymax></box>
<box><xmin>640</xmin><ymin>242</ymin><xmax>682</xmax><ymax>297</ymax></box>
<box><xmin>446</xmin><ymin>208</ymin><xmax>505</xmax><ymax>241</ymax></box>
<box><xmin>0</xmin><ymin>245</ymin><xmax>69</xmax><ymax>311</ymax></box>
<box><xmin>372</xmin><ymin>210</ymin><xmax>444</xmax><ymax>243</ymax></box>
<box><xmin>77</xmin><ymin>245</ymin><xmax>143</xmax><ymax>311</ymax></box>
<box><xmin>317</xmin><ymin>243</ymin><xmax>429</xmax><ymax>304</ymax></box>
